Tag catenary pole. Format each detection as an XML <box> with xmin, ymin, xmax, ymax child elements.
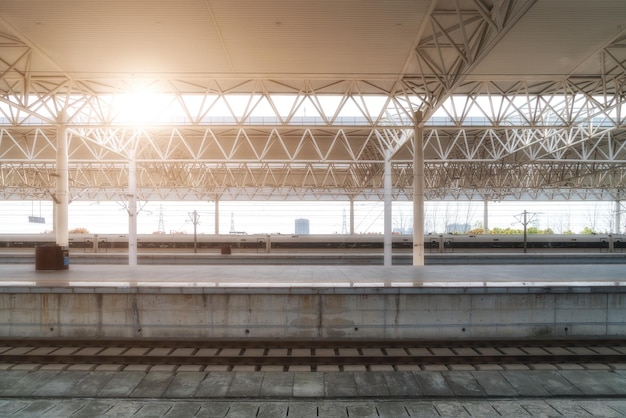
<box><xmin>214</xmin><ymin>199</ymin><xmax>220</xmax><ymax>234</ymax></box>
<box><xmin>128</xmin><ymin>156</ymin><xmax>137</xmax><ymax>266</ymax></box>
<box><xmin>413</xmin><ymin>111</ymin><xmax>425</xmax><ymax>266</ymax></box>
<box><xmin>384</xmin><ymin>149</ymin><xmax>393</xmax><ymax>267</ymax></box>
<box><xmin>484</xmin><ymin>197</ymin><xmax>489</xmax><ymax>233</ymax></box>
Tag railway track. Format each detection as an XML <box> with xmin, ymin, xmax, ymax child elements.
<box><xmin>4</xmin><ymin>251</ymin><xmax>626</xmax><ymax>266</ymax></box>
<box><xmin>1</xmin><ymin>339</ymin><xmax>625</xmax><ymax>371</ymax></box>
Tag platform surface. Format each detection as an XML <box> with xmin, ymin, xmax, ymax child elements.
<box><xmin>1</xmin><ymin>366</ymin><xmax>626</xmax><ymax>417</ymax></box>
<box><xmin>1</xmin><ymin>263</ymin><xmax>625</xmax><ymax>292</ymax></box>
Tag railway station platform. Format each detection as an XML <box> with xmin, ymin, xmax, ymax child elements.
<box><xmin>1</xmin><ymin>263</ymin><xmax>626</xmax><ymax>340</ymax></box>
<box><xmin>1</xmin><ymin>263</ymin><xmax>626</xmax><ymax>416</ymax></box>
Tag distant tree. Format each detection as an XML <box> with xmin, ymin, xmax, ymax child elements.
<box><xmin>563</xmin><ymin>230</ymin><xmax>575</xmax><ymax>234</ymax></box>
<box><xmin>527</xmin><ymin>227</ymin><xmax>554</xmax><ymax>234</ymax></box>
<box><xmin>462</xmin><ymin>203</ymin><xmax>477</xmax><ymax>232</ymax></box>
<box><xmin>69</xmin><ymin>228</ymin><xmax>89</xmax><ymax>233</ymax></box>
<box><xmin>581</xmin><ymin>226</ymin><xmax>597</xmax><ymax>234</ymax></box>
<box><xmin>442</xmin><ymin>204</ymin><xmax>456</xmax><ymax>235</ymax></box>
<box><xmin>490</xmin><ymin>227</ymin><xmax>523</xmax><ymax>234</ymax></box>
<box><xmin>393</xmin><ymin>209</ymin><xmax>413</xmax><ymax>234</ymax></box>
<box><xmin>584</xmin><ymin>204</ymin><xmax>601</xmax><ymax>233</ymax></box>
<box><xmin>424</xmin><ymin>204</ymin><xmax>439</xmax><ymax>234</ymax></box>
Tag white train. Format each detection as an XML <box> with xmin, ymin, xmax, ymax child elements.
<box><xmin>0</xmin><ymin>233</ymin><xmax>623</xmax><ymax>253</ymax></box>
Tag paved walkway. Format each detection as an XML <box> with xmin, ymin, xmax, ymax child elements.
<box><xmin>2</xmin><ymin>263</ymin><xmax>626</xmax><ymax>289</ymax></box>
<box><xmin>1</xmin><ymin>367</ymin><xmax>626</xmax><ymax>417</ymax></box>
<box><xmin>4</xmin><ymin>397</ymin><xmax>626</xmax><ymax>417</ymax></box>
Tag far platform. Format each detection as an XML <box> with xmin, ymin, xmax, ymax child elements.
<box><xmin>0</xmin><ymin>263</ymin><xmax>625</xmax><ymax>293</ymax></box>
<box><xmin>1</xmin><ymin>263</ymin><xmax>625</xmax><ymax>339</ymax></box>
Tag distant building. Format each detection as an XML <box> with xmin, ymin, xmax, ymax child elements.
<box><xmin>295</xmin><ymin>218</ymin><xmax>310</xmax><ymax>235</ymax></box>
<box><xmin>446</xmin><ymin>223</ymin><xmax>471</xmax><ymax>234</ymax></box>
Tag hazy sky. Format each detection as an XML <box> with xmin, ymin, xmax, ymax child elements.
<box><xmin>2</xmin><ymin>200</ymin><xmax>622</xmax><ymax>235</ymax></box>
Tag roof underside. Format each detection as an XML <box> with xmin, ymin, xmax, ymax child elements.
<box><xmin>0</xmin><ymin>0</ymin><xmax>625</xmax><ymax>202</ymax></box>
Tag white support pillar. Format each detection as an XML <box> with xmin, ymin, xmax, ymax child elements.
<box><xmin>128</xmin><ymin>157</ymin><xmax>138</xmax><ymax>266</ymax></box>
<box><xmin>413</xmin><ymin>112</ymin><xmax>425</xmax><ymax>266</ymax></box>
<box><xmin>55</xmin><ymin>116</ymin><xmax>69</xmax><ymax>247</ymax></box>
<box><xmin>483</xmin><ymin>197</ymin><xmax>489</xmax><ymax>233</ymax></box>
<box><xmin>214</xmin><ymin>199</ymin><xmax>220</xmax><ymax>234</ymax></box>
<box><xmin>52</xmin><ymin>200</ymin><xmax>57</xmax><ymax>234</ymax></box>
<box><xmin>350</xmin><ymin>199</ymin><xmax>355</xmax><ymax>235</ymax></box>
<box><xmin>384</xmin><ymin>150</ymin><xmax>393</xmax><ymax>267</ymax></box>
<box><xmin>616</xmin><ymin>199</ymin><xmax>622</xmax><ymax>234</ymax></box>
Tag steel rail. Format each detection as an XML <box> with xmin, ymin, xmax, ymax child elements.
<box><xmin>1</xmin><ymin>339</ymin><xmax>625</xmax><ymax>368</ymax></box>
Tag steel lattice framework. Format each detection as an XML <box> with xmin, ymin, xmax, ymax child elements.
<box><xmin>0</xmin><ymin>0</ymin><xmax>625</xmax><ymax>203</ymax></box>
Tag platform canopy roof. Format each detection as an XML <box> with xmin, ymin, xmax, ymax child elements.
<box><xmin>0</xmin><ymin>0</ymin><xmax>625</xmax><ymax>202</ymax></box>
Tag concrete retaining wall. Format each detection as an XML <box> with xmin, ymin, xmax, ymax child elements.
<box><xmin>1</xmin><ymin>287</ymin><xmax>625</xmax><ymax>339</ymax></box>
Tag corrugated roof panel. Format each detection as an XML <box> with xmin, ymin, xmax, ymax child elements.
<box><xmin>0</xmin><ymin>0</ymin><xmax>431</xmax><ymax>76</ymax></box>
<box><xmin>472</xmin><ymin>0</ymin><xmax>626</xmax><ymax>78</ymax></box>
<box><xmin>0</xmin><ymin>0</ymin><xmax>232</xmax><ymax>74</ymax></box>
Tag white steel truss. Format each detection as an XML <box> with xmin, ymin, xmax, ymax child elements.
<box><xmin>1</xmin><ymin>1</ymin><xmax>626</xmax><ymax>203</ymax></box>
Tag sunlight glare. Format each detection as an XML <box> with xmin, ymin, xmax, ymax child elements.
<box><xmin>114</xmin><ymin>88</ymin><xmax>169</xmax><ymax>125</ymax></box>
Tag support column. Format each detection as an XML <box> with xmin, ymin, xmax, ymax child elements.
<box><xmin>128</xmin><ymin>157</ymin><xmax>137</xmax><ymax>266</ymax></box>
<box><xmin>350</xmin><ymin>199</ymin><xmax>355</xmax><ymax>235</ymax></box>
<box><xmin>483</xmin><ymin>197</ymin><xmax>489</xmax><ymax>234</ymax></box>
<box><xmin>616</xmin><ymin>197</ymin><xmax>622</xmax><ymax>234</ymax></box>
<box><xmin>55</xmin><ymin>115</ymin><xmax>69</xmax><ymax>247</ymax></box>
<box><xmin>214</xmin><ymin>199</ymin><xmax>220</xmax><ymax>234</ymax></box>
<box><xmin>384</xmin><ymin>150</ymin><xmax>392</xmax><ymax>267</ymax></box>
<box><xmin>52</xmin><ymin>202</ymin><xmax>57</xmax><ymax>234</ymax></box>
<box><xmin>413</xmin><ymin>112</ymin><xmax>425</xmax><ymax>266</ymax></box>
